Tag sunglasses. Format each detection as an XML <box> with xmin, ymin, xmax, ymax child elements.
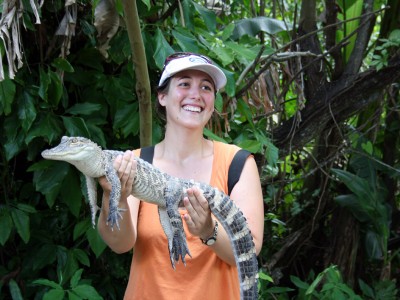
<box><xmin>162</xmin><ymin>52</ymin><xmax>214</xmax><ymax>71</ymax></box>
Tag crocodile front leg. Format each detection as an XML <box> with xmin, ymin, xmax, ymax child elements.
<box><xmin>104</xmin><ymin>157</ymin><xmax>126</xmax><ymax>230</ymax></box>
<box><xmin>85</xmin><ymin>175</ymin><xmax>99</xmax><ymax>227</ymax></box>
<box><xmin>163</xmin><ymin>179</ymin><xmax>191</xmax><ymax>268</ymax></box>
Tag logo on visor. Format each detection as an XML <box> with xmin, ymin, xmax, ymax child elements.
<box><xmin>189</xmin><ymin>56</ymin><xmax>209</xmax><ymax>64</ymax></box>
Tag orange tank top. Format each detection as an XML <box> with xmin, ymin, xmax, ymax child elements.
<box><xmin>124</xmin><ymin>141</ymin><xmax>242</xmax><ymax>300</ymax></box>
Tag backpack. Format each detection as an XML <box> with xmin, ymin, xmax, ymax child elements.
<box><xmin>139</xmin><ymin>146</ymin><xmax>250</xmax><ymax>196</ymax></box>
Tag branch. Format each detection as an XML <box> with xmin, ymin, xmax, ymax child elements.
<box><xmin>234</xmin><ymin>6</ymin><xmax>389</xmax><ymax>98</ymax></box>
<box><xmin>324</xmin><ymin>0</ymin><xmax>344</xmax><ymax>78</ymax></box>
<box><xmin>236</xmin><ymin>50</ymin><xmax>318</xmax><ymax>87</ymax></box>
<box><xmin>265</xmin><ymin>228</ymin><xmax>305</xmax><ymax>271</ymax></box>
<box><xmin>273</xmin><ymin>52</ymin><xmax>400</xmax><ymax>156</ymax></box>
<box><xmin>158</xmin><ymin>1</ymin><xmax>179</xmax><ymax>22</ymax></box>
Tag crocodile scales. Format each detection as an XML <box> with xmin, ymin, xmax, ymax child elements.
<box><xmin>41</xmin><ymin>136</ymin><xmax>259</xmax><ymax>300</ymax></box>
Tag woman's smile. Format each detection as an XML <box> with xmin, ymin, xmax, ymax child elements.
<box><xmin>182</xmin><ymin>104</ymin><xmax>203</xmax><ymax>113</ymax></box>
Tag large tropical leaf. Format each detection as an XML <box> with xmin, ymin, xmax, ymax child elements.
<box><xmin>336</xmin><ymin>0</ymin><xmax>363</xmax><ymax>62</ymax></box>
<box><xmin>331</xmin><ymin>168</ymin><xmax>373</xmax><ymax>201</ymax></box>
<box><xmin>231</xmin><ymin>17</ymin><xmax>290</xmax><ymax>40</ymax></box>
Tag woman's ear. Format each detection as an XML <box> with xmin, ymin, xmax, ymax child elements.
<box><xmin>157</xmin><ymin>93</ymin><xmax>167</xmax><ymax>107</ymax></box>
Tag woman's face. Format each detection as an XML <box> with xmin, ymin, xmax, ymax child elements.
<box><xmin>158</xmin><ymin>69</ymin><xmax>216</xmax><ymax>129</ymax></box>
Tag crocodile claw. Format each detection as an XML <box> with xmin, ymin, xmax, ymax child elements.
<box><xmin>106</xmin><ymin>207</ymin><xmax>127</xmax><ymax>230</ymax></box>
<box><xmin>169</xmin><ymin>231</ymin><xmax>192</xmax><ymax>268</ymax></box>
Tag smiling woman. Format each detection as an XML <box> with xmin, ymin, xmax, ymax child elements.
<box><xmin>155</xmin><ymin>53</ymin><xmax>226</xmax><ymax>123</ymax></box>
<box><xmin>158</xmin><ymin>69</ymin><xmax>216</xmax><ymax>130</ymax></box>
<box><xmin>97</xmin><ymin>52</ymin><xmax>264</xmax><ymax>300</ymax></box>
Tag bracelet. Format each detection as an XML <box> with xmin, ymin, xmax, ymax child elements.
<box><xmin>200</xmin><ymin>220</ymin><xmax>218</xmax><ymax>246</ymax></box>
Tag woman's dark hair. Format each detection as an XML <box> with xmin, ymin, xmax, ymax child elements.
<box><xmin>154</xmin><ymin>77</ymin><xmax>171</xmax><ymax>123</ymax></box>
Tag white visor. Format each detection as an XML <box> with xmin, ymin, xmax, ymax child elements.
<box><xmin>158</xmin><ymin>54</ymin><xmax>227</xmax><ymax>90</ymax></box>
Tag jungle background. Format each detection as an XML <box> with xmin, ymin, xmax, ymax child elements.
<box><xmin>1</xmin><ymin>0</ymin><xmax>399</xmax><ymax>299</ymax></box>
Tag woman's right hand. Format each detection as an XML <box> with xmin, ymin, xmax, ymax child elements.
<box><xmin>98</xmin><ymin>150</ymin><xmax>137</xmax><ymax>202</ymax></box>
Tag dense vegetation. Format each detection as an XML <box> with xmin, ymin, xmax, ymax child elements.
<box><xmin>1</xmin><ymin>0</ymin><xmax>399</xmax><ymax>299</ymax></box>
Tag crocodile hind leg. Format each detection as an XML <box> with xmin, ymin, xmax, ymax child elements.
<box><xmin>157</xmin><ymin>207</ymin><xmax>188</xmax><ymax>269</ymax></box>
<box><xmin>164</xmin><ymin>179</ymin><xmax>191</xmax><ymax>267</ymax></box>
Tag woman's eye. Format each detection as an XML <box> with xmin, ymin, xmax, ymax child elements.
<box><xmin>178</xmin><ymin>82</ymin><xmax>189</xmax><ymax>87</ymax></box>
<box><xmin>202</xmin><ymin>85</ymin><xmax>213</xmax><ymax>91</ymax></box>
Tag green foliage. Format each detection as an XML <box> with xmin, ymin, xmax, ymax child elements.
<box><xmin>265</xmin><ymin>212</ymin><xmax>287</xmax><ymax>238</ymax></box>
<box><xmin>258</xmin><ymin>266</ymin><xmax>398</xmax><ymax>300</ymax></box>
<box><xmin>258</xmin><ymin>269</ymin><xmax>294</xmax><ymax>299</ymax></box>
<box><xmin>358</xmin><ymin>279</ymin><xmax>398</xmax><ymax>300</ymax></box>
<box><xmin>227</xmin><ymin>98</ymin><xmax>279</xmax><ymax>170</ymax></box>
<box><xmin>332</xmin><ymin>130</ymin><xmax>396</xmax><ymax>261</ymax></box>
<box><xmin>33</xmin><ymin>269</ymin><xmax>103</xmax><ymax>300</ymax></box>
<box><xmin>0</xmin><ymin>79</ymin><xmax>16</xmax><ymax>115</ymax></box>
<box><xmin>371</xmin><ymin>29</ymin><xmax>400</xmax><ymax>70</ymax></box>
<box><xmin>258</xmin><ymin>265</ymin><xmax>375</xmax><ymax>299</ymax></box>
<box><xmin>292</xmin><ymin>265</ymin><xmax>362</xmax><ymax>299</ymax></box>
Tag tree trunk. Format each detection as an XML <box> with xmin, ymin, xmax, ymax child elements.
<box><xmin>324</xmin><ymin>208</ymin><xmax>360</xmax><ymax>287</ymax></box>
<box><xmin>122</xmin><ymin>0</ymin><xmax>152</xmax><ymax>147</ymax></box>
<box><xmin>382</xmin><ymin>86</ymin><xmax>400</xmax><ymax>233</ymax></box>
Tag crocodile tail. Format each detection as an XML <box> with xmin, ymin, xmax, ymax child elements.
<box><xmin>202</xmin><ymin>184</ymin><xmax>258</xmax><ymax>300</ymax></box>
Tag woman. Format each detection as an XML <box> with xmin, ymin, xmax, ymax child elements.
<box><xmin>98</xmin><ymin>52</ymin><xmax>264</xmax><ymax>299</ymax></box>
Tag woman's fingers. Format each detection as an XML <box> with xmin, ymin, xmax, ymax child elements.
<box><xmin>110</xmin><ymin>150</ymin><xmax>137</xmax><ymax>197</ymax></box>
<box><xmin>183</xmin><ymin>186</ymin><xmax>214</xmax><ymax>237</ymax></box>
<box><xmin>114</xmin><ymin>151</ymin><xmax>132</xmax><ymax>180</ymax></box>
<box><xmin>186</xmin><ymin>187</ymin><xmax>209</xmax><ymax>212</ymax></box>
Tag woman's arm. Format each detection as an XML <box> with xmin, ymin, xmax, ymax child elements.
<box><xmin>97</xmin><ymin>150</ymin><xmax>140</xmax><ymax>254</ymax></box>
<box><xmin>230</xmin><ymin>156</ymin><xmax>264</xmax><ymax>255</ymax></box>
<box><xmin>183</xmin><ymin>156</ymin><xmax>264</xmax><ymax>266</ymax></box>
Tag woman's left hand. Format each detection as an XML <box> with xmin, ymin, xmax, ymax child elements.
<box><xmin>182</xmin><ymin>186</ymin><xmax>215</xmax><ymax>240</ymax></box>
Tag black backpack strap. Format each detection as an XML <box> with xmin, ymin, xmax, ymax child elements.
<box><xmin>140</xmin><ymin>145</ymin><xmax>155</xmax><ymax>164</ymax></box>
<box><xmin>228</xmin><ymin>149</ymin><xmax>251</xmax><ymax>196</ymax></box>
